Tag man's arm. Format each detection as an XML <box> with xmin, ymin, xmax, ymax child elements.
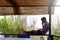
<box><xmin>42</xmin><ymin>26</ymin><xmax>46</xmax><ymax>32</ymax></box>
<box><xmin>42</xmin><ymin>23</ymin><xmax>49</xmax><ymax>32</ymax></box>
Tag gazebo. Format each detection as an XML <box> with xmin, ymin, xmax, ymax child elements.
<box><xmin>0</xmin><ymin>0</ymin><xmax>60</xmax><ymax>40</ymax></box>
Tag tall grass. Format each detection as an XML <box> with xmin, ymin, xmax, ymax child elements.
<box><xmin>0</xmin><ymin>16</ymin><xmax>27</xmax><ymax>34</ymax></box>
<box><xmin>53</xmin><ymin>17</ymin><xmax>60</xmax><ymax>40</ymax></box>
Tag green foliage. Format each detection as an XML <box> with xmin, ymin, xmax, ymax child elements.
<box><xmin>53</xmin><ymin>20</ymin><xmax>60</xmax><ymax>40</ymax></box>
<box><xmin>0</xmin><ymin>16</ymin><xmax>27</xmax><ymax>35</ymax></box>
<box><xmin>53</xmin><ymin>37</ymin><xmax>59</xmax><ymax>40</ymax></box>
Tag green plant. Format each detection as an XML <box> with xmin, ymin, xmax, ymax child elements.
<box><xmin>0</xmin><ymin>16</ymin><xmax>27</xmax><ymax>37</ymax></box>
<box><xmin>53</xmin><ymin>37</ymin><xmax>59</xmax><ymax>40</ymax></box>
<box><xmin>53</xmin><ymin>18</ymin><xmax>60</xmax><ymax>40</ymax></box>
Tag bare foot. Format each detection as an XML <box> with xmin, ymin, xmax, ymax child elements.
<box><xmin>21</xmin><ymin>29</ymin><xmax>26</xmax><ymax>34</ymax></box>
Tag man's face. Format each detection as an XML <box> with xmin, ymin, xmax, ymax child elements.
<box><xmin>41</xmin><ymin>20</ymin><xmax>45</xmax><ymax>23</ymax></box>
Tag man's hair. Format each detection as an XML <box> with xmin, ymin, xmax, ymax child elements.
<box><xmin>41</xmin><ymin>17</ymin><xmax>46</xmax><ymax>20</ymax></box>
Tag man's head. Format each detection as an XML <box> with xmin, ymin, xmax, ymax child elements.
<box><xmin>41</xmin><ymin>17</ymin><xmax>47</xmax><ymax>23</ymax></box>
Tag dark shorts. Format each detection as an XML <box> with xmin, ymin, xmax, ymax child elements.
<box><xmin>36</xmin><ymin>30</ymin><xmax>46</xmax><ymax>35</ymax></box>
<box><xmin>36</xmin><ymin>30</ymin><xmax>43</xmax><ymax>35</ymax></box>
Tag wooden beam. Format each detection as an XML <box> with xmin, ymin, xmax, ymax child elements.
<box><xmin>5</xmin><ymin>0</ymin><xmax>21</xmax><ymax>15</ymax></box>
<box><xmin>13</xmin><ymin>7</ymin><xmax>21</xmax><ymax>15</ymax></box>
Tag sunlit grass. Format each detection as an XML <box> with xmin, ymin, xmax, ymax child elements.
<box><xmin>0</xmin><ymin>16</ymin><xmax>27</xmax><ymax>35</ymax></box>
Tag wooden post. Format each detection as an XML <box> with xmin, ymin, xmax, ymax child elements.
<box><xmin>13</xmin><ymin>7</ymin><xmax>21</xmax><ymax>15</ymax></box>
<box><xmin>5</xmin><ymin>0</ymin><xmax>21</xmax><ymax>15</ymax></box>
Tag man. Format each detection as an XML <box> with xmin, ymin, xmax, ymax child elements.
<box><xmin>22</xmin><ymin>17</ymin><xmax>49</xmax><ymax>35</ymax></box>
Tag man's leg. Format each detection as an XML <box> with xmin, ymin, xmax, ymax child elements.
<box><xmin>36</xmin><ymin>30</ymin><xmax>43</xmax><ymax>35</ymax></box>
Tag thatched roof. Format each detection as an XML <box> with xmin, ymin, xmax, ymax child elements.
<box><xmin>0</xmin><ymin>0</ymin><xmax>54</xmax><ymax>15</ymax></box>
<box><xmin>0</xmin><ymin>0</ymin><xmax>51</xmax><ymax>6</ymax></box>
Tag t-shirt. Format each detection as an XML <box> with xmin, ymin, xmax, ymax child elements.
<box><xmin>37</xmin><ymin>22</ymin><xmax>49</xmax><ymax>35</ymax></box>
